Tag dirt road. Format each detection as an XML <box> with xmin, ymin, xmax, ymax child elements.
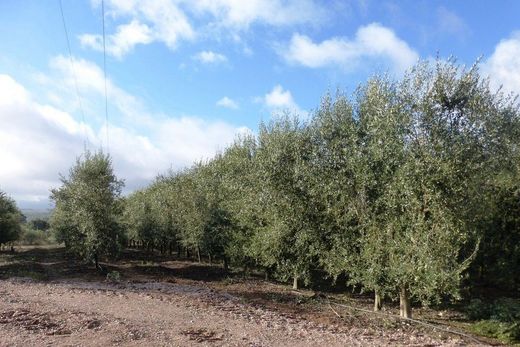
<box><xmin>0</xmin><ymin>276</ymin><xmax>479</xmax><ymax>347</ymax></box>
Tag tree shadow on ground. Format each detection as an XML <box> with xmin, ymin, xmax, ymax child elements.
<box><xmin>119</xmin><ymin>263</ymin><xmax>228</xmax><ymax>282</ymax></box>
<box><xmin>0</xmin><ymin>246</ymin><xmax>230</xmax><ymax>283</ymax></box>
<box><xmin>0</xmin><ymin>246</ymin><xmax>100</xmax><ymax>281</ymax></box>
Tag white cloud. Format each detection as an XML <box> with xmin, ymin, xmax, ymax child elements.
<box><xmin>280</xmin><ymin>23</ymin><xmax>419</xmax><ymax>74</ymax></box>
<box><xmin>260</xmin><ymin>84</ymin><xmax>307</xmax><ymax>117</ymax></box>
<box><xmin>82</xmin><ymin>0</ymin><xmax>328</xmax><ymax>57</ymax></box>
<box><xmin>48</xmin><ymin>55</ymin><xmax>152</xmax><ymax>127</ymax></box>
<box><xmin>186</xmin><ymin>0</ymin><xmax>327</xmax><ymax>29</ymax></box>
<box><xmin>216</xmin><ymin>96</ymin><xmax>239</xmax><ymax>109</ymax></box>
<box><xmin>484</xmin><ymin>31</ymin><xmax>520</xmax><ymax>95</ymax></box>
<box><xmin>155</xmin><ymin>117</ymin><xmax>249</xmax><ymax>165</ymax></box>
<box><xmin>80</xmin><ymin>20</ymin><xmax>153</xmax><ymax>58</ymax></box>
<box><xmin>0</xmin><ymin>75</ymin><xmax>95</xmax><ymax>207</ymax></box>
<box><xmin>82</xmin><ymin>0</ymin><xmax>195</xmax><ymax>57</ymax></box>
<box><xmin>0</xmin><ymin>63</ymin><xmax>249</xmax><ymax>208</ymax></box>
<box><xmin>193</xmin><ymin>50</ymin><xmax>228</xmax><ymax>64</ymax></box>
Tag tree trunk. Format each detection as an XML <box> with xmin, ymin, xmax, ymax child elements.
<box><xmin>208</xmin><ymin>253</ymin><xmax>212</xmax><ymax>265</ymax></box>
<box><xmin>94</xmin><ymin>253</ymin><xmax>100</xmax><ymax>271</ymax></box>
<box><xmin>223</xmin><ymin>256</ymin><xmax>229</xmax><ymax>273</ymax></box>
<box><xmin>292</xmin><ymin>276</ymin><xmax>299</xmax><ymax>290</ymax></box>
<box><xmin>399</xmin><ymin>286</ymin><xmax>412</xmax><ymax>318</ymax></box>
<box><xmin>169</xmin><ymin>242</ymin><xmax>173</xmax><ymax>255</ymax></box>
<box><xmin>197</xmin><ymin>246</ymin><xmax>201</xmax><ymax>263</ymax></box>
<box><xmin>374</xmin><ymin>291</ymin><xmax>382</xmax><ymax>311</ymax></box>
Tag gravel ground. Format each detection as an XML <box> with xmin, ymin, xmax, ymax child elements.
<box><xmin>0</xmin><ymin>277</ymin><xmax>486</xmax><ymax>347</ymax></box>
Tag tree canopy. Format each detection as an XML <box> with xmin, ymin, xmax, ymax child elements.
<box><xmin>0</xmin><ymin>191</ymin><xmax>23</xmax><ymax>245</ymax></box>
<box><xmin>50</xmin><ymin>151</ymin><xmax>125</xmax><ymax>269</ymax></box>
<box><xmin>49</xmin><ymin>59</ymin><xmax>520</xmax><ymax>318</ymax></box>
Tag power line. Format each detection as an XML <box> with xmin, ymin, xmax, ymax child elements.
<box><xmin>58</xmin><ymin>0</ymin><xmax>89</xmax><ymax>150</ymax></box>
<box><xmin>102</xmin><ymin>0</ymin><xmax>109</xmax><ymax>153</ymax></box>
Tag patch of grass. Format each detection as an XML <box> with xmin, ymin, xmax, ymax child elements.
<box><xmin>9</xmin><ymin>269</ymin><xmax>48</xmax><ymax>281</ymax></box>
<box><xmin>470</xmin><ymin>320</ymin><xmax>520</xmax><ymax>344</ymax></box>
<box><xmin>466</xmin><ymin>298</ymin><xmax>520</xmax><ymax>344</ymax></box>
<box><xmin>106</xmin><ymin>270</ymin><xmax>121</xmax><ymax>282</ymax></box>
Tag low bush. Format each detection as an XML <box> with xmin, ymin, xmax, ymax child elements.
<box><xmin>19</xmin><ymin>228</ymin><xmax>52</xmax><ymax>245</ymax></box>
<box><xmin>466</xmin><ymin>298</ymin><xmax>520</xmax><ymax>344</ymax></box>
<box><xmin>106</xmin><ymin>270</ymin><xmax>121</xmax><ymax>282</ymax></box>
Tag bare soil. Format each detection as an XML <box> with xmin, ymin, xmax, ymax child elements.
<box><xmin>0</xmin><ymin>246</ymin><xmax>499</xmax><ymax>346</ymax></box>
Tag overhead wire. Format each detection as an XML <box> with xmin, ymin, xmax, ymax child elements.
<box><xmin>102</xmin><ymin>0</ymin><xmax>109</xmax><ymax>153</ymax></box>
<box><xmin>58</xmin><ymin>0</ymin><xmax>89</xmax><ymax>150</ymax></box>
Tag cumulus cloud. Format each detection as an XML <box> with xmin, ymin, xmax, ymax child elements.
<box><xmin>216</xmin><ymin>96</ymin><xmax>239</xmax><ymax>109</ymax></box>
<box><xmin>280</xmin><ymin>23</ymin><xmax>419</xmax><ymax>74</ymax></box>
<box><xmin>47</xmin><ymin>55</ymin><xmax>152</xmax><ymax>128</ymax></box>
<box><xmin>80</xmin><ymin>20</ymin><xmax>153</xmax><ymax>58</ymax></box>
<box><xmin>82</xmin><ymin>0</ymin><xmax>195</xmax><ymax>57</ymax></box>
<box><xmin>0</xmin><ymin>75</ymin><xmax>94</xmax><ymax>207</ymax></box>
<box><xmin>82</xmin><ymin>0</ymin><xmax>327</xmax><ymax>58</ymax></box>
<box><xmin>484</xmin><ymin>31</ymin><xmax>520</xmax><ymax>95</ymax></box>
<box><xmin>0</xmin><ymin>63</ymin><xmax>248</xmax><ymax>208</ymax></box>
<box><xmin>187</xmin><ymin>0</ymin><xmax>327</xmax><ymax>29</ymax></box>
<box><xmin>259</xmin><ymin>85</ymin><xmax>307</xmax><ymax>117</ymax></box>
<box><xmin>193</xmin><ymin>50</ymin><xmax>228</xmax><ymax>64</ymax></box>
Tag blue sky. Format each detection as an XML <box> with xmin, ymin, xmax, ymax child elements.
<box><xmin>1</xmin><ymin>0</ymin><xmax>520</xmax><ymax>209</ymax></box>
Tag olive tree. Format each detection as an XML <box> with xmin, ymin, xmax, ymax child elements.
<box><xmin>0</xmin><ymin>191</ymin><xmax>23</xmax><ymax>246</ymax></box>
<box><xmin>348</xmin><ymin>60</ymin><xmax>517</xmax><ymax>318</ymax></box>
<box><xmin>217</xmin><ymin>135</ymin><xmax>262</xmax><ymax>271</ymax></box>
<box><xmin>50</xmin><ymin>151</ymin><xmax>125</xmax><ymax>269</ymax></box>
<box><xmin>254</xmin><ymin>116</ymin><xmax>321</xmax><ymax>289</ymax></box>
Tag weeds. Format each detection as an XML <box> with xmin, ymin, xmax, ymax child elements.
<box><xmin>106</xmin><ymin>271</ymin><xmax>121</xmax><ymax>283</ymax></box>
<box><xmin>466</xmin><ymin>298</ymin><xmax>520</xmax><ymax>344</ymax></box>
<box><xmin>9</xmin><ymin>269</ymin><xmax>48</xmax><ymax>281</ymax></box>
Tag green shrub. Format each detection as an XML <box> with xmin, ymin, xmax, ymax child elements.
<box><xmin>466</xmin><ymin>298</ymin><xmax>520</xmax><ymax>321</ymax></box>
<box><xmin>106</xmin><ymin>270</ymin><xmax>121</xmax><ymax>282</ymax></box>
<box><xmin>19</xmin><ymin>227</ymin><xmax>52</xmax><ymax>245</ymax></box>
<box><xmin>8</xmin><ymin>270</ymin><xmax>48</xmax><ymax>281</ymax></box>
<box><xmin>465</xmin><ymin>299</ymin><xmax>491</xmax><ymax>320</ymax></box>
<box><xmin>471</xmin><ymin>320</ymin><xmax>520</xmax><ymax>344</ymax></box>
<box><xmin>466</xmin><ymin>298</ymin><xmax>520</xmax><ymax>343</ymax></box>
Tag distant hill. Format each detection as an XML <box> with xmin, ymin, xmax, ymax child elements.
<box><xmin>21</xmin><ymin>209</ymin><xmax>52</xmax><ymax>221</ymax></box>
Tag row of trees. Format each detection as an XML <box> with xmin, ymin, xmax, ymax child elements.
<box><xmin>50</xmin><ymin>152</ymin><xmax>125</xmax><ymax>269</ymax></box>
<box><xmin>50</xmin><ymin>60</ymin><xmax>520</xmax><ymax>318</ymax></box>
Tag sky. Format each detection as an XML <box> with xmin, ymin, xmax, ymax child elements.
<box><xmin>1</xmin><ymin>0</ymin><xmax>520</xmax><ymax>209</ymax></box>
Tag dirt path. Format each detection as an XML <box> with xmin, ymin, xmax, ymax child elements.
<box><xmin>0</xmin><ymin>277</ymin><xmax>481</xmax><ymax>347</ymax></box>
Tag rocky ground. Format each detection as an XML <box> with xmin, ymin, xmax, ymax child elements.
<box><xmin>0</xmin><ymin>247</ymin><xmax>496</xmax><ymax>346</ymax></box>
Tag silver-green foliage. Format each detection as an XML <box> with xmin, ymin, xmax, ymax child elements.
<box><xmin>118</xmin><ymin>59</ymin><xmax>519</xmax><ymax>310</ymax></box>
<box><xmin>350</xmin><ymin>60</ymin><xmax>519</xmax><ymax>309</ymax></box>
<box><xmin>253</xmin><ymin>115</ymin><xmax>321</xmax><ymax>285</ymax></box>
<box><xmin>0</xmin><ymin>191</ymin><xmax>23</xmax><ymax>245</ymax></box>
<box><xmin>50</xmin><ymin>151</ymin><xmax>125</xmax><ymax>265</ymax></box>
